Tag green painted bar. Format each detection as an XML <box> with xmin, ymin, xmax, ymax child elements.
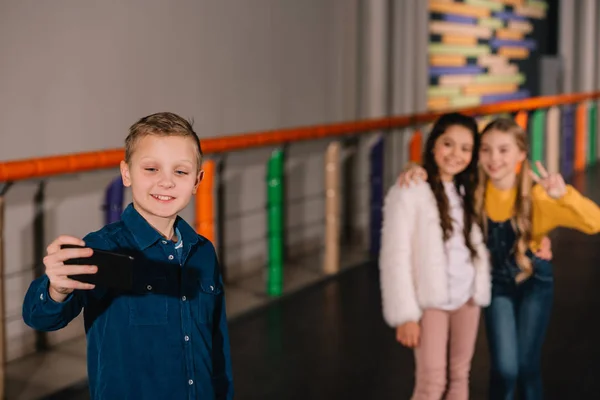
<box><xmin>478</xmin><ymin>18</ymin><xmax>504</xmax><ymax>29</ymax></box>
<box><xmin>474</xmin><ymin>73</ymin><xmax>526</xmax><ymax>85</ymax></box>
<box><xmin>427</xmin><ymin>86</ymin><xmax>461</xmax><ymax>97</ymax></box>
<box><xmin>450</xmin><ymin>95</ymin><xmax>481</xmax><ymax>108</ymax></box>
<box><xmin>429</xmin><ymin>44</ymin><xmax>491</xmax><ymax>56</ymax></box>
<box><xmin>530</xmin><ymin>109</ymin><xmax>545</xmax><ymax>174</ymax></box>
<box><xmin>529</xmin><ymin>1</ymin><xmax>549</xmax><ymax>11</ymax></box>
<box><xmin>589</xmin><ymin>102</ymin><xmax>597</xmax><ymax>165</ymax></box>
<box><xmin>266</xmin><ymin>149</ymin><xmax>284</xmax><ymax>296</ymax></box>
<box><xmin>465</xmin><ymin>0</ymin><xmax>504</xmax><ymax>11</ymax></box>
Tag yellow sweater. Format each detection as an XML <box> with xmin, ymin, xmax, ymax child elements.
<box><xmin>485</xmin><ymin>181</ymin><xmax>600</xmax><ymax>251</ymax></box>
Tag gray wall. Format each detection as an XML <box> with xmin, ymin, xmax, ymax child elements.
<box><xmin>0</xmin><ymin>0</ymin><xmax>361</xmax><ymax>361</ymax></box>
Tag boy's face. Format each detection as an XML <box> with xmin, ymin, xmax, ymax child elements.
<box><xmin>120</xmin><ymin>134</ymin><xmax>203</xmax><ymax>228</ymax></box>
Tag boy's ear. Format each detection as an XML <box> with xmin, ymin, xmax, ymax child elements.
<box><xmin>518</xmin><ymin>150</ymin><xmax>527</xmax><ymax>163</ymax></box>
<box><xmin>192</xmin><ymin>170</ymin><xmax>204</xmax><ymax>195</ymax></box>
<box><xmin>120</xmin><ymin>161</ymin><xmax>132</xmax><ymax>187</ymax></box>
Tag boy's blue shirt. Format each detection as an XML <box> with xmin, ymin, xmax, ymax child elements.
<box><xmin>22</xmin><ymin>203</ymin><xmax>234</xmax><ymax>400</ymax></box>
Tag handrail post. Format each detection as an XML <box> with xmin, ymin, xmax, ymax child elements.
<box><xmin>216</xmin><ymin>158</ymin><xmax>227</xmax><ymax>282</ymax></box>
<box><xmin>104</xmin><ymin>176</ymin><xmax>124</xmax><ymax>225</ymax></box>
<box><xmin>323</xmin><ymin>142</ymin><xmax>341</xmax><ymax>275</ymax></box>
<box><xmin>266</xmin><ymin>149</ymin><xmax>285</xmax><ymax>296</ymax></box>
<box><xmin>34</xmin><ymin>181</ymin><xmax>48</xmax><ymax>351</ymax></box>
<box><xmin>369</xmin><ymin>136</ymin><xmax>384</xmax><ymax>258</ymax></box>
<box><xmin>0</xmin><ymin>182</ymin><xmax>12</xmax><ymax>399</ymax></box>
<box><xmin>196</xmin><ymin>160</ymin><xmax>216</xmax><ymax>245</ymax></box>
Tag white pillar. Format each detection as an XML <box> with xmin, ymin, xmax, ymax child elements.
<box><xmin>597</xmin><ymin>2</ymin><xmax>600</xmax><ymax>90</ymax></box>
<box><xmin>576</xmin><ymin>0</ymin><xmax>597</xmax><ymax>92</ymax></box>
<box><xmin>361</xmin><ymin>0</ymin><xmax>389</xmax><ymax>120</ymax></box>
<box><xmin>354</xmin><ymin>0</ymin><xmax>390</xmax><ymax>249</ymax></box>
<box><xmin>361</xmin><ymin>0</ymin><xmax>391</xmax><ymax>191</ymax></box>
<box><xmin>389</xmin><ymin>0</ymin><xmax>417</xmax><ymax>180</ymax></box>
<box><xmin>597</xmin><ymin>3</ymin><xmax>600</xmax><ymax>159</ymax></box>
<box><xmin>414</xmin><ymin>0</ymin><xmax>429</xmax><ymax>114</ymax></box>
<box><xmin>559</xmin><ymin>0</ymin><xmax>575</xmax><ymax>94</ymax></box>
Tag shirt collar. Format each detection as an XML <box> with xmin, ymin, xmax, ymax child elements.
<box><xmin>121</xmin><ymin>203</ymin><xmax>200</xmax><ymax>250</ymax></box>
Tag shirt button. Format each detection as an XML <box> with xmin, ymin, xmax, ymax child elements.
<box><xmin>40</xmin><ymin>293</ymin><xmax>44</xmax><ymax>300</ymax></box>
<box><xmin>161</xmin><ymin>240</ymin><xmax>168</xmax><ymax>245</ymax></box>
<box><xmin>146</xmin><ymin>285</ymin><xmax>152</xmax><ymax>291</ymax></box>
<box><xmin>168</xmin><ymin>255</ymin><xmax>174</xmax><ymax>260</ymax></box>
<box><xmin>184</xmin><ymin>335</ymin><xmax>190</xmax><ymax>342</ymax></box>
<box><xmin>181</xmin><ymin>296</ymin><xmax>187</xmax><ymax>301</ymax></box>
<box><xmin>188</xmin><ymin>379</ymin><xmax>194</xmax><ymax>385</ymax></box>
<box><xmin>210</xmin><ymin>285</ymin><xmax>214</xmax><ymax>291</ymax></box>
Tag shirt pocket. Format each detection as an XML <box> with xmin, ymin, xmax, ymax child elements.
<box><xmin>195</xmin><ymin>278</ymin><xmax>222</xmax><ymax>325</ymax></box>
<box><xmin>129</xmin><ymin>277</ymin><xmax>169</xmax><ymax>326</ymax></box>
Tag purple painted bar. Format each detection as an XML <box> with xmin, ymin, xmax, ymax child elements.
<box><xmin>492</xmin><ymin>11</ymin><xmax>528</xmax><ymax>21</ymax></box>
<box><xmin>561</xmin><ymin>105</ymin><xmax>575</xmax><ymax>177</ymax></box>
<box><xmin>369</xmin><ymin>136</ymin><xmax>384</xmax><ymax>257</ymax></box>
<box><xmin>429</xmin><ymin>66</ymin><xmax>484</xmax><ymax>76</ymax></box>
<box><xmin>481</xmin><ymin>90</ymin><xmax>530</xmax><ymax>104</ymax></box>
<box><xmin>104</xmin><ymin>176</ymin><xmax>124</xmax><ymax>225</ymax></box>
<box><xmin>490</xmin><ymin>38</ymin><xmax>537</xmax><ymax>50</ymax></box>
<box><xmin>442</xmin><ymin>14</ymin><xmax>477</xmax><ymax>25</ymax></box>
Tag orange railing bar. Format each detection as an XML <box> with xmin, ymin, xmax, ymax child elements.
<box><xmin>575</xmin><ymin>103</ymin><xmax>588</xmax><ymax>171</ymax></box>
<box><xmin>2</xmin><ymin>91</ymin><xmax>600</xmax><ymax>183</ymax></box>
<box><xmin>515</xmin><ymin>110</ymin><xmax>529</xmax><ymax>130</ymax></box>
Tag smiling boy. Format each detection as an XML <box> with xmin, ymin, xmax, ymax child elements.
<box><xmin>22</xmin><ymin>112</ymin><xmax>233</xmax><ymax>400</ymax></box>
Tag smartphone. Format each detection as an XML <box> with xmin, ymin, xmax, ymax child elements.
<box><xmin>61</xmin><ymin>244</ymin><xmax>134</xmax><ymax>291</ymax></box>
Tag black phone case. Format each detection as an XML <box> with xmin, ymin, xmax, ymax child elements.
<box><xmin>61</xmin><ymin>244</ymin><xmax>134</xmax><ymax>291</ymax></box>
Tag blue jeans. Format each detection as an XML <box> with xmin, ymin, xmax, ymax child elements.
<box><xmin>484</xmin><ymin>258</ymin><xmax>554</xmax><ymax>400</ymax></box>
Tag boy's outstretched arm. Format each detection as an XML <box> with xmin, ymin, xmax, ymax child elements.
<box><xmin>22</xmin><ymin>235</ymin><xmax>99</xmax><ymax>331</ymax></box>
<box><xmin>212</xmin><ymin>257</ymin><xmax>234</xmax><ymax>400</ymax></box>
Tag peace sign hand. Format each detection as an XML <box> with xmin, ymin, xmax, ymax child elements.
<box><xmin>529</xmin><ymin>161</ymin><xmax>567</xmax><ymax>199</ymax></box>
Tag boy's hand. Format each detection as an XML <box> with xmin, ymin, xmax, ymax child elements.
<box><xmin>44</xmin><ymin>235</ymin><xmax>97</xmax><ymax>303</ymax></box>
<box><xmin>397</xmin><ymin>164</ymin><xmax>427</xmax><ymax>187</ymax></box>
<box><xmin>396</xmin><ymin>321</ymin><xmax>420</xmax><ymax>348</ymax></box>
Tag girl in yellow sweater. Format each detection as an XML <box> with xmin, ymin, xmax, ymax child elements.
<box><xmin>398</xmin><ymin>117</ymin><xmax>600</xmax><ymax>400</ymax></box>
<box><xmin>477</xmin><ymin>118</ymin><xmax>600</xmax><ymax>400</ymax></box>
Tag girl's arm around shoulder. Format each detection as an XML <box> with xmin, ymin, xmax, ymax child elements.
<box><xmin>378</xmin><ymin>182</ymin><xmax>425</xmax><ymax>328</ymax></box>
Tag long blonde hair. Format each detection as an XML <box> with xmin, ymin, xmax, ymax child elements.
<box><xmin>474</xmin><ymin>118</ymin><xmax>533</xmax><ymax>282</ymax></box>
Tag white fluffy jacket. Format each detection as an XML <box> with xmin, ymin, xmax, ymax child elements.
<box><xmin>379</xmin><ymin>181</ymin><xmax>491</xmax><ymax>328</ymax></box>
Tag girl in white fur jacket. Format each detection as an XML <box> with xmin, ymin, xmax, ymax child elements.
<box><xmin>379</xmin><ymin>113</ymin><xmax>491</xmax><ymax>400</ymax></box>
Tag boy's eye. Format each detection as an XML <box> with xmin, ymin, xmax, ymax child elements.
<box><xmin>175</xmin><ymin>170</ymin><xmax>189</xmax><ymax>175</ymax></box>
<box><xmin>144</xmin><ymin>168</ymin><xmax>157</xmax><ymax>172</ymax></box>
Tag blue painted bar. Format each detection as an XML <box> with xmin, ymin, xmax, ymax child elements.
<box><xmin>561</xmin><ymin>105</ymin><xmax>575</xmax><ymax>177</ymax></box>
<box><xmin>490</xmin><ymin>38</ymin><xmax>537</xmax><ymax>50</ymax></box>
<box><xmin>442</xmin><ymin>14</ymin><xmax>477</xmax><ymax>25</ymax></box>
<box><xmin>492</xmin><ymin>11</ymin><xmax>528</xmax><ymax>21</ymax></box>
<box><xmin>481</xmin><ymin>90</ymin><xmax>530</xmax><ymax>104</ymax></box>
<box><xmin>104</xmin><ymin>176</ymin><xmax>124</xmax><ymax>225</ymax></box>
<box><xmin>369</xmin><ymin>136</ymin><xmax>384</xmax><ymax>257</ymax></box>
<box><xmin>429</xmin><ymin>66</ymin><xmax>484</xmax><ymax>76</ymax></box>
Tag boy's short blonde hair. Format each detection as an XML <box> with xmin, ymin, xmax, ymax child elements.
<box><xmin>125</xmin><ymin>112</ymin><xmax>203</xmax><ymax>170</ymax></box>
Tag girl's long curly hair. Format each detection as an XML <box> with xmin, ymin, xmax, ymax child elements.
<box><xmin>422</xmin><ymin>113</ymin><xmax>480</xmax><ymax>259</ymax></box>
<box><xmin>474</xmin><ymin>118</ymin><xmax>533</xmax><ymax>281</ymax></box>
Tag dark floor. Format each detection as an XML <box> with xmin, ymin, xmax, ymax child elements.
<box><xmin>44</xmin><ymin>165</ymin><xmax>600</xmax><ymax>400</ymax></box>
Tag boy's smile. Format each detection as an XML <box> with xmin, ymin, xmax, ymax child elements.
<box><xmin>120</xmin><ymin>134</ymin><xmax>202</xmax><ymax>237</ymax></box>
